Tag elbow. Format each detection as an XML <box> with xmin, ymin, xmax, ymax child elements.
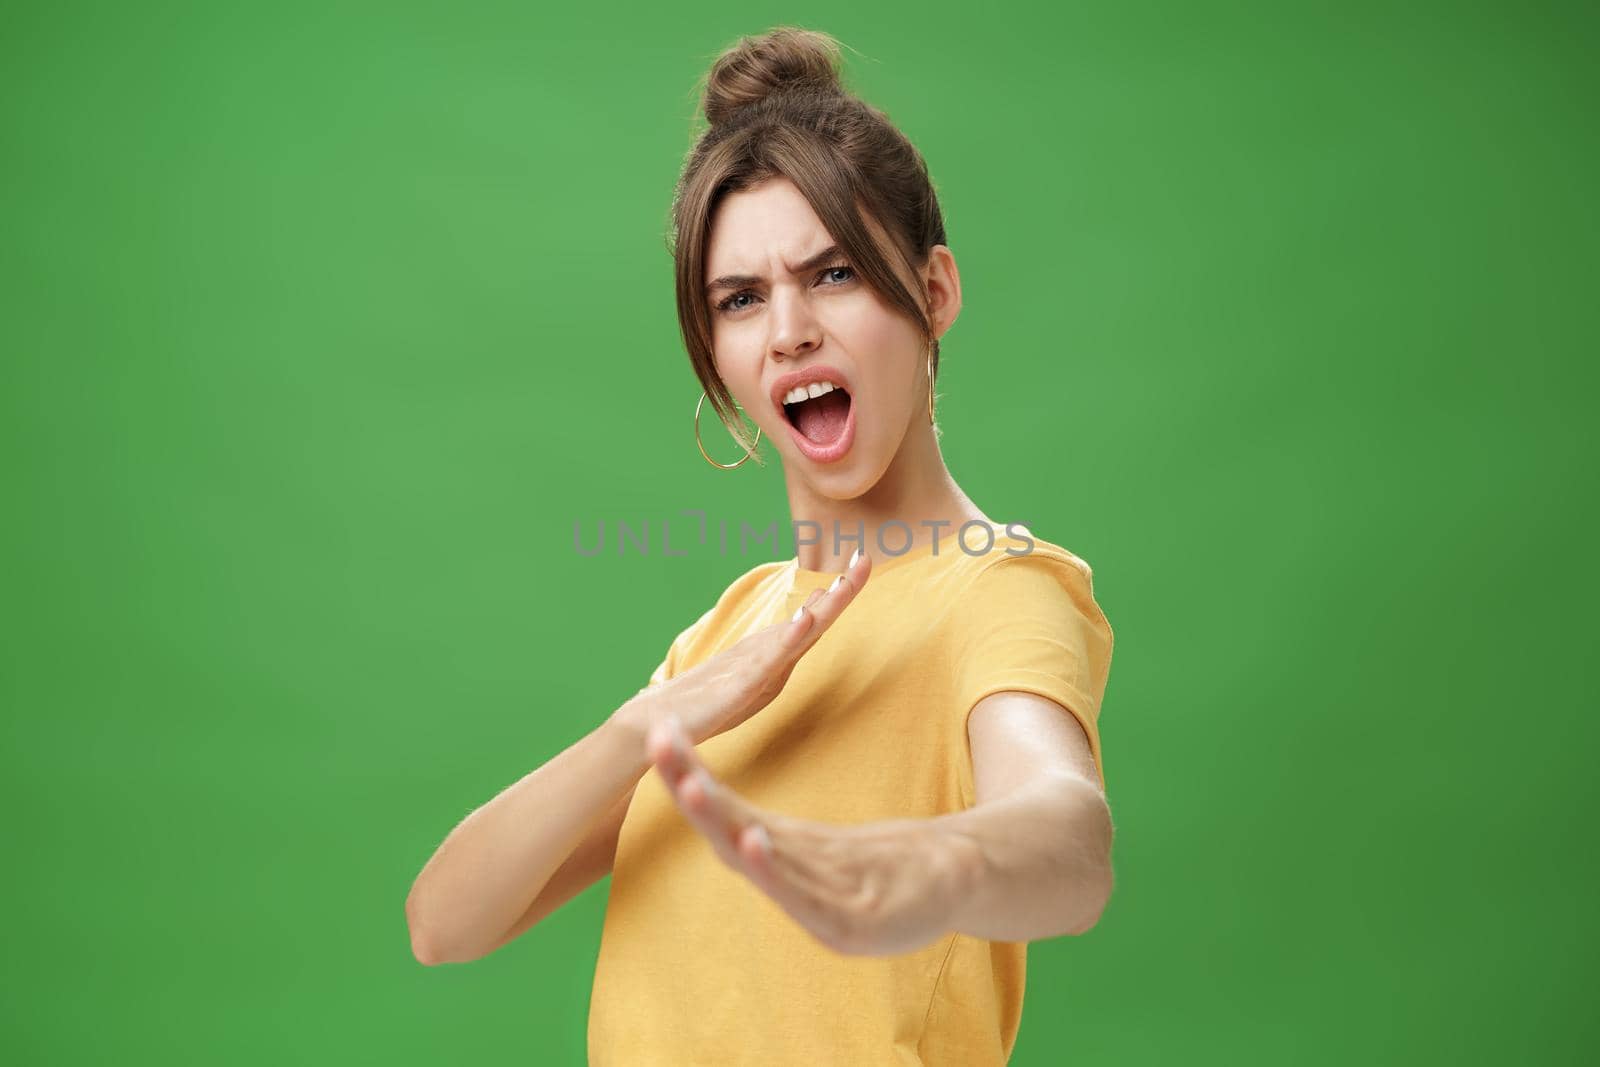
<box><xmin>411</xmin><ymin>935</ymin><xmax>443</xmax><ymax>967</ymax></box>
<box><xmin>410</xmin><ymin>919</ymin><xmax>472</xmax><ymax>967</ymax></box>
<box><xmin>406</xmin><ymin>890</ymin><xmax>466</xmax><ymax>967</ymax></box>
<box><xmin>406</xmin><ymin>895</ymin><xmax>442</xmax><ymax>966</ymax></box>
<box><xmin>408</xmin><ymin>913</ymin><xmax>493</xmax><ymax>967</ymax></box>
<box><xmin>1062</xmin><ymin>801</ymin><xmax>1115</xmax><ymax>937</ymax></box>
<box><xmin>1062</xmin><ymin>864</ymin><xmax>1113</xmax><ymax>936</ymax></box>
<box><xmin>410</xmin><ymin>921</ymin><xmax>446</xmax><ymax>967</ymax></box>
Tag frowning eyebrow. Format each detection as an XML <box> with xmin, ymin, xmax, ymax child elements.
<box><xmin>705</xmin><ymin>245</ymin><xmax>846</xmax><ymax>294</ymax></box>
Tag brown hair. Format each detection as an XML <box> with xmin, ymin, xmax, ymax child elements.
<box><xmin>670</xmin><ymin>27</ymin><xmax>950</xmax><ymax>462</ymax></box>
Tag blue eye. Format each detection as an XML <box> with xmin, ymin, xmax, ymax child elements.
<box><xmin>715</xmin><ymin>265</ymin><xmax>856</xmax><ymax>315</ymax></box>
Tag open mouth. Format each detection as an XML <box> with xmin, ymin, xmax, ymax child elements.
<box><xmin>783</xmin><ymin>386</ymin><xmax>853</xmax><ymax>448</ymax></box>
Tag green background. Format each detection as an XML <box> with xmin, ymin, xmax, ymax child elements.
<box><xmin>3</xmin><ymin>2</ymin><xmax>1594</xmax><ymax>1063</ymax></box>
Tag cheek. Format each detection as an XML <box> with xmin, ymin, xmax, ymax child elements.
<box><xmin>856</xmin><ymin>335</ymin><xmax>923</xmax><ymax>396</ymax></box>
<box><xmin>710</xmin><ymin>346</ymin><xmax>761</xmax><ymax>410</ymax></box>
<box><xmin>838</xmin><ymin>298</ymin><xmax>920</xmax><ymax>359</ymax></box>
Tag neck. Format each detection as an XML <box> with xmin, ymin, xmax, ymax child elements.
<box><xmin>783</xmin><ymin>416</ymin><xmax>991</xmax><ymax>572</ymax></box>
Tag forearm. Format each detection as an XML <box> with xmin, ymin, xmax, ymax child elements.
<box><xmin>933</xmin><ymin>773</ymin><xmax>1113</xmax><ymax>941</ymax></box>
<box><xmin>405</xmin><ymin>703</ymin><xmax>656</xmax><ymax>963</ymax></box>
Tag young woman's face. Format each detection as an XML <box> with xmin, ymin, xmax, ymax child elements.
<box><xmin>704</xmin><ymin>176</ymin><xmax>946</xmax><ymax>498</ymax></box>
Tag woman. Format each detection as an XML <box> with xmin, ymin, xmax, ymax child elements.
<box><xmin>406</xmin><ymin>26</ymin><xmax>1116</xmax><ymax>1065</ymax></box>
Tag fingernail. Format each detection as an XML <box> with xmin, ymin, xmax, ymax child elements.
<box><xmin>848</xmin><ymin>547</ymin><xmax>861</xmax><ymax>568</ymax></box>
<box><xmin>791</xmin><ymin>605</ymin><xmax>805</xmax><ymax>623</ymax></box>
<box><xmin>752</xmin><ymin>825</ymin><xmax>771</xmax><ymax>854</ymax></box>
<box><xmin>829</xmin><ymin>574</ymin><xmax>844</xmax><ymax>593</ymax></box>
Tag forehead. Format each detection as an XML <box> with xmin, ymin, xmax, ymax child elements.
<box><xmin>705</xmin><ymin>177</ymin><xmax>832</xmax><ymax>273</ymax></box>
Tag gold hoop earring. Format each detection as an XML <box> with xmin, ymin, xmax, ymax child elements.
<box><xmin>694</xmin><ymin>391</ymin><xmax>762</xmax><ymax>469</ymax></box>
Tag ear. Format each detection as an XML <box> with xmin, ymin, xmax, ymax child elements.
<box><xmin>923</xmin><ymin>245</ymin><xmax>962</xmax><ymax>338</ymax></box>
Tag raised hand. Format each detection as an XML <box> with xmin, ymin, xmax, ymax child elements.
<box><xmin>620</xmin><ymin>547</ymin><xmax>872</xmax><ymax>748</ymax></box>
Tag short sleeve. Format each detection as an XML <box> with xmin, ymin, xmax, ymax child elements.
<box><xmin>638</xmin><ymin>560</ymin><xmax>794</xmax><ymax>697</ymax></box>
<box><xmin>643</xmin><ymin>650</ymin><xmax>673</xmax><ymax>692</ymax></box>
<box><xmin>638</xmin><ymin>602</ymin><xmax>719</xmax><ymax>696</ymax></box>
<box><xmin>639</xmin><ymin>628</ymin><xmax>687</xmax><ymax>696</ymax></box>
<box><xmin>952</xmin><ymin>552</ymin><xmax>1115</xmax><ymax>784</ymax></box>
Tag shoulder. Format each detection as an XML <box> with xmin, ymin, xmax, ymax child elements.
<box><xmin>962</xmin><ymin>527</ymin><xmax>1098</xmax><ymax>596</ymax></box>
<box><xmin>943</xmin><ymin>528</ymin><xmax>1117</xmax><ymax>749</ymax></box>
<box><xmin>951</xmin><ymin>528</ymin><xmax>1112</xmax><ymax>644</ymax></box>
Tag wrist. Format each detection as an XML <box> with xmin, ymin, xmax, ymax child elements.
<box><xmin>931</xmin><ymin>822</ymin><xmax>988</xmax><ymax>935</ymax></box>
<box><xmin>607</xmin><ymin>694</ymin><xmax>661</xmax><ymax>772</ymax></box>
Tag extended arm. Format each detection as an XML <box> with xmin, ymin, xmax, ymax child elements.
<box><xmin>647</xmin><ymin>690</ymin><xmax>1113</xmax><ymax>955</ymax></box>
<box><xmin>933</xmin><ymin>689</ymin><xmax>1113</xmax><ymax>940</ymax></box>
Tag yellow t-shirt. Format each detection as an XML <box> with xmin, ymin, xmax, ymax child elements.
<box><xmin>587</xmin><ymin>527</ymin><xmax>1114</xmax><ymax>1065</ymax></box>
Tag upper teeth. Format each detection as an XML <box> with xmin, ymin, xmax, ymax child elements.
<box><xmin>783</xmin><ymin>381</ymin><xmax>842</xmax><ymax>405</ymax></box>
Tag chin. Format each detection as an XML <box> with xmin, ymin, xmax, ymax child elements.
<box><xmin>807</xmin><ymin>473</ymin><xmax>877</xmax><ymax>502</ymax></box>
<box><xmin>793</xmin><ymin>444</ymin><xmax>895</xmax><ymax>501</ymax></box>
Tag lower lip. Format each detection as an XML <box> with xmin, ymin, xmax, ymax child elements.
<box><xmin>783</xmin><ymin>397</ymin><xmax>857</xmax><ymax>464</ymax></box>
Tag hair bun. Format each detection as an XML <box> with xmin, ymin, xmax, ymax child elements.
<box><xmin>702</xmin><ymin>27</ymin><xmax>845</xmax><ymax>127</ymax></box>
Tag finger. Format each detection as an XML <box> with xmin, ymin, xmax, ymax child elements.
<box><xmin>675</xmin><ymin>771</ymin><xmax>752</xmax><ymax>870</ymax></box>
<box><xmin>756</xmin><ymin>829</ymin><xmax>857</xmax><ymax>900</ymax></box>
<box><xmin>784</xmin><ymin>589</ymin><xmax>825</xmax><ymax>635</ymax></box>
<box><xmin>783</xmin><ymin>547</ymin><xmax>873</xmax><ymax>641</ymax></box>
<box><xmin>783</xmin><ymin>586</ymin><xmax>828</xmax><ymax>637</ymax></box>
<box><xmin>731</xmin><ymin>819</ymin><xmax>860</xmax><ymax>920</ymax></box>
<box><xmin>747</xmin><ymin>817</ymin><xmax>866</xmax><ymax>899</ymax></box>
<box><xmin>736</xmin><ymin>826</ymin><xmax>859</xmax><ymax>950</ymax></box>
<box><xmin>648</xmin><ymin>715</ymin><xmax>720</xmax><ymax>810</ymax></box>
<box><xmin>679</xmin><ymin>764</ymin><xmax>766</xmax><ymax>848</ymax></box>
<box><xmin>645</xmin><ymin>716</ymin><xmax>690</xmax><ymax>783</ymax></box>
<box><xmin>818</xmin><ymin>546</ymin><xmax>872</xmax><ymax>606</ymax></box>
<box><xmin>659</xmin><ymin>718</ymin><xmax>769</xmax><ymax>854</ymax></box>
<box><xmin>664</xmin><ymin>744</ymin><xmax>841</xmax><ymax>918</ymax></box>
<box><xmin>827</xmin><ymin>544</ymin><xmax>873</xmax><ymax>599</ymax></box>
<box><xmin>648</xmin><ymin>715</ymin><xmax>708</xmax><ymax>798</ymax></box>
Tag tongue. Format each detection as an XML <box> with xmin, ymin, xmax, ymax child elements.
<box><xmin>792</xmin><ymin>390</ymin><xmax>851</xmax><ymax>445</ymax></box>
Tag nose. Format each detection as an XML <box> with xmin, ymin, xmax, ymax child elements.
<box><xmin>767</xmin><ymin>281</ymin><xmax>822</xmax><ymax>363</ymax></box>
